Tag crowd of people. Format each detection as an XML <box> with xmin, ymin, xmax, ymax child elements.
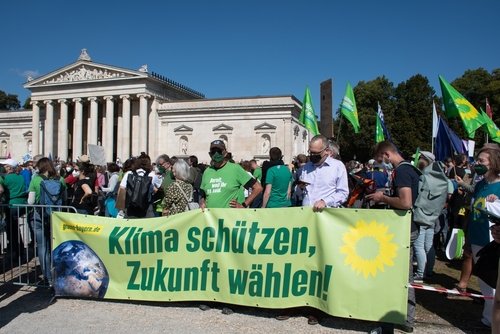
<box><xmin>1</xmin><ymin>135</ymin><xmax>500</xmax><ymax>333</ymax></box>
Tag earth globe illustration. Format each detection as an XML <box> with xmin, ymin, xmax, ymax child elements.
<box><xmin>52</xmin><ymin>240</ymin><xmax>109</xmax><ymax>298</ymax></box>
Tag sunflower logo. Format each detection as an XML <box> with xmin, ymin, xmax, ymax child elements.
<box><xmin>455</xmin><ymin>97</ymin><xmax>480</xmax><ymax>120</ymax></box>
<box><xmin>340</xmin><ymin>220</ymin><xmax>398</xmax><ymax>278</ymax></box>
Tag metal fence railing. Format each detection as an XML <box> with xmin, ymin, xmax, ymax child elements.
<box><xmin>0</xmin><ymin>204</ymin><xmax>77</xmax><ymax>287</ymax></box>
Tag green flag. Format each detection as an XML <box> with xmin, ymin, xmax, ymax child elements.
<box><xmin>412</xmin><ymin>147</ymin><xmax>420</xmax><ymax>166</ymax></box>
<box><xmin>438</xmin><ymin>75</ymin><xmax>486</xmax><ymax>138</ymax></box>
<box><xmin>340</xmin><ymin>83</ymin><xmax>360</xmax><ymax>133</ymax></box>
<box><xmin>480</xmin><ymin>108</ymin><xmax>500</xmax><ymax>143</ymax></box>
<box><xmin>299</xmin><ymin>87</ymin><xmax>320</xmax><ymax>136</ymax></box>
<box><xmin>375</xmin><ymin>112</ymin><xmax>385</xmax><ymax>143</ymax></box>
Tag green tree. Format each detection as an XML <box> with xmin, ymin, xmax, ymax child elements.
<box><xmin>0</xmin><ymin>90</ymin><xmax>21</xmax><ymax>110</ymax></box>
<box><xmin>23</xmin><ymin>97</ymin><xmax>32</xmax><ymax>110</ymax></box>
<box><xmin>393</xmin><ymin>74</ymin><xmax>436</xmax><ymax>156</ymax></box>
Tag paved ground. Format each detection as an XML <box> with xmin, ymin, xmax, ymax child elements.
<box><xmin>0</xmin><ymin>256</ymin><xmax>493</xmax><ymax>333</ymax></box>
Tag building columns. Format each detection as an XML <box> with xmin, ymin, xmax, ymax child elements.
<box><xmin>31</xmin><ymin>101</ymin><xmax>40</xmax><ymax>156</ymax></box>
<box><xmin>120</xmin><ymin>95</ymin><xmax>131</xmax><ymax>160</ymax></box>
<box><xmin>73</xmin><ymin>98</ymin><xmax>83</xmax><ymax>159</ymax></box>
<box><xmin>138</xmin><ymin>94</ymin><xmax>150</xmax><ymax>154</ymax></box>
<box><xmin>58</xmin><ymin>99</ymin><xmax>69</xmax><ymax>162</ymax></box>
<box><xmin>44</xmin><ymin>100</ymin><xmax>54</xmax><ymax>157</ymax></box>
<box><xmin>104</xmin><ymin>96</ymin><xmax>114</xmax><ymax>162</ymax></box>
<box><xmin>88</xmin><ymin>97</ymin><xmax>98</xmax><ymax>145</ymax></box>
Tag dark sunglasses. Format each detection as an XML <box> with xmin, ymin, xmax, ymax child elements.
<box><xmin>209</xmin><ymin>148</ymin><xmax>223</xmax><ymax>155</ymax></box>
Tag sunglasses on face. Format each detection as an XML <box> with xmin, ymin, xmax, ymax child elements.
<box><xmin>209</xmin><ymin>148</ymin><xmax>223</xmax><ymax>155</ymax></box>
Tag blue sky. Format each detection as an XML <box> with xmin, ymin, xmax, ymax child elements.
<box><xmin>1</xmin><ymin>0</ymin><xmax>498</xmax><ymax>115</ymax></box>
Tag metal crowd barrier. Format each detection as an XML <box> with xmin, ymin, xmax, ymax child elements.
<box><xmin>0</xmin><ymin>203</ymin><xmax>77</xmax><ymax>287</ymax></box>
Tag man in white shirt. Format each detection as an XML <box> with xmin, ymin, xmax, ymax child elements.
<box><xmin>299</xmin><ymin>135</ymin><xmax>349</xmax><ymax>211</ymax></box>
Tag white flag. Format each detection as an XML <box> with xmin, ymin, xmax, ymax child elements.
<box><xmin>432</xmin><ymin>101</ymin><xmax>439</xmax><ymax>139</ymax></box>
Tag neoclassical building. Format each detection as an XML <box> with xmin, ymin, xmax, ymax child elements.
<box><xmin>1</xmin><ymin>49</ymin><xmax>309</xmax><ymax>164</ymax></box>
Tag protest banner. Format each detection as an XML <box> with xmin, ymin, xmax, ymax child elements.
<box><xmin>51</xmin><ymin>208</ymin><xmax>410</xmax><ymax>325</ymax></box>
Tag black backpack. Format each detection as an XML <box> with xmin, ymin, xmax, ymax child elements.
<box><xmin>125</xmin><ymin>171</ymin><xmax>152</xmax><ymax>211</ymax></box>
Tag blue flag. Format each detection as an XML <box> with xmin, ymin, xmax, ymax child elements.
<box><xmin>435</xmin><ymin>117</ymin><xmax>466</xmax><ymax>161</ymax></box>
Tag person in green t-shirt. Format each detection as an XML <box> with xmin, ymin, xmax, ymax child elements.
<box><xmin>27</xmin><ymin>157</ymin><xmax>66</xmax><ymax>283</ymax></box>
<box><xmin>200</xmin><ymin>140</ymin><xmax>262</xmax><ymax>209</ymax></box>
<box><xmin>261</xmin><ymin>147</ymin><xmax>292</xmax><ymax>208</ymax></box>
<box><xmin>0</xmin><ymin>159</ymin><xmax>27</xmax><ymax>259</ymax></box>
<box><xmin>250</xmin><ymin>159</ymin><xmax>262</xmax><ymax>182</ymax></box>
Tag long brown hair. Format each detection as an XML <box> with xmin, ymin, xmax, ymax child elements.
<box><xmin>36</xmin><ymin>158</ymin><xmax>58</xmax><ymax>179</ymax></box>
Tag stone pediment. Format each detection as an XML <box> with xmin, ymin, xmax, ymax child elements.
<box><xmin>0</xmin><ymin>131</ymin><xmax>10</xmax><ymax>138</ymax></box>
<box><xmin>212</xmin><ymin>124</ymin><xmax>233</xmax><ymax>131</ymax></box>
<box><xmin>25</xmin><ymin>61</ymin><xmax>146</xmax><ymax>88</ymax></box>
<box><xmin>254</xmin><ymin>122</ymin><xmax>276</xmax><ymax>130</ymax></box>
<box><xmin>23</xmin><ymin>130</ymin><xmax>32</xmax><ymax>137</ymax></box>
<box><xmin>173</xmin><ymin>125</ymin><xmax>193</xmax><ymax>132</ymax></box>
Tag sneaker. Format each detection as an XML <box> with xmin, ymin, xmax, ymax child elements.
<box><xmin>221</xmin><ymin>307</ymin><xmax>233</xmax><ymax>315</ymax></box>
<box><xmin>481</xmin><ymin>317</ymin><xmax>491</xmax><ymax>328</ymax></box>
<box><xmin>413</xmin><ymin>275</ymin><xmax>423</xmax><ymax>284</ymax></box>
<box><xmin>394</xmin><ymin>323</ymin><xmax>413</xmax><ymax>333</ymax></box>
<box><xmin>307</xmin><ymin>315</ymin><xmax>319</xmax><ymax>325</ymax></box>
<box><xmin>275</xmin><ymin>314</ymin><xmax>291</xmax><ymax>321</ymax></box>
<box><xmin>198</xmin><ymin>304</ymin><xmax>211</xmax><ymax>311</ymax></box>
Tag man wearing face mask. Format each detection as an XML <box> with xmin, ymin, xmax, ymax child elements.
<box><xmin>198</xmin><ymin>139</ymin><xmax>263</xmax><ymax>315</ymax></box>
<box><xmin>200</xmin><ymin>140</ymin><xmax>262</xmax><ymax>210</ymax></box>
<box><xmin>298</xmin><ymin>135</ymin><xmax>349</xmax><ymax>211</ymax></box>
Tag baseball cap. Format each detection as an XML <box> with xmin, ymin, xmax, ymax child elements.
<box><xmin>210</xmin><ymin>140</ymin><xmax>226</xmax><ymax>150</ymax></box>
<box><xmin>419</xmin><ymin>151</ymin><xmax>435</xmax><ymax>162</ymax></box>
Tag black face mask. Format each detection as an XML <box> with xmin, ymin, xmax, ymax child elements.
<box><xmin>474</xmin><ymin>164</ymin><xmax>488</xmax><ymax>175</ymax></box>
<box><xmin>309</xmin><ymin>154</ymin><xmax>322</xmax><ymax>164</ymax></box>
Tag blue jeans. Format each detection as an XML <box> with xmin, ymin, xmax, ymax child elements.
<box><xmin>31</xmin><ymin>210</ymin><xmax>52</xmax><ymax>282</ymax></box>
<box><xmin>413</xmin><ymin>225</ymin><xmax>435</xmax><ymax>277</ymax></box>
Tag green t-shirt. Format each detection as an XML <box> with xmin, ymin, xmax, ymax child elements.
<box><xmin>0</xmin><ymin>173</ymin><xmax>27</xmax><ymax>205</ymax></box>
<box><xmin>201</xmin><ymin>162</ymin><xmax>252</xmax><ymax>208</ymax></box>
<box><xmin>28</xmin><ymin>175</ymin><xmax>66</xmax><ymax>204</ymax></box>
<box><xmin>265</xmin><ymin>165</ymin><xmax>292</xmax><ymax>208</ymax></box>
<box><xmin>253</xmin><ymin>167</ymin><xmax>262</xmax><ymax>182</ymax></box>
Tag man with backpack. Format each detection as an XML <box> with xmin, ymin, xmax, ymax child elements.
<box><xmin>116</xmin><ymin>153</ymin><xmax>154</xmax><ymax>218</ymax></box>
<box><xmin>411</xmin><ymin>151</ymin><xmax>449</xmax><ymax>283</ymax></box>
<box><xmin>365</xmin><ymin>140</ymin><xmax>420</xmax><ymax>334</ymax></box>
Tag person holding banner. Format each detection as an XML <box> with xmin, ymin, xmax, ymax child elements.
<box><xmin>200</xmin><ymin>140</ymin><xmax>262</xmax><ymax>210</ymax></box>
<box><xmin>365</xmin><ymin>140</ymin><xmax>420</xmax><ymax>333</ymax></box>
<box><xmin>198</xmin><ymin>139</ymin><xmax>262</xmax><ymax>314</ymax></box>
<box><xmin>298</xmin><ymin>135</ymin><xmax>349</xmax><ymax>211</ymax></box>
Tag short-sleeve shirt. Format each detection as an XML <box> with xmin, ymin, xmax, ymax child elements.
<box><xmin>253</xmin><ymin>167</ymin><xmax>262</xmax><ymax>182</ymax></box>
<box><xmin>0</xmin><ymin>173</ymin><xmax>27</xmax><ymax>205</ymax></box>
<box><xmin>201</xmin><ymin>162</ymin><xmax>253</xmax><ymax>208</ymax></box>
<box><xmin>391</xmin><ymin>162</ymin><xmax>420</xmax><ymax>233</ymax></box>
<box><xmin>28</xmin><ymin>174</ymin><xmax>66</xmax><ymax>204</ymax></box>
<box><xmin>265</xmin><ymin>165</ymin><xmax>293</xmax><ymax>208</ymax></box>
<box><xmin>469</xmin><ymin>180</ymin><xmax>500</xmax><ymax>247</ymax></box>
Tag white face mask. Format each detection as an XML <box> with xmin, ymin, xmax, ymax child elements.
<box><xmin>72</xmin><ymin>171</ymin><xmax>80</xmax><ymax>178</ymax></box>
<box><xmin>66</xmin><ymin>166</ymin><xmax>72</xmax><ymax>172</ymax></box>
